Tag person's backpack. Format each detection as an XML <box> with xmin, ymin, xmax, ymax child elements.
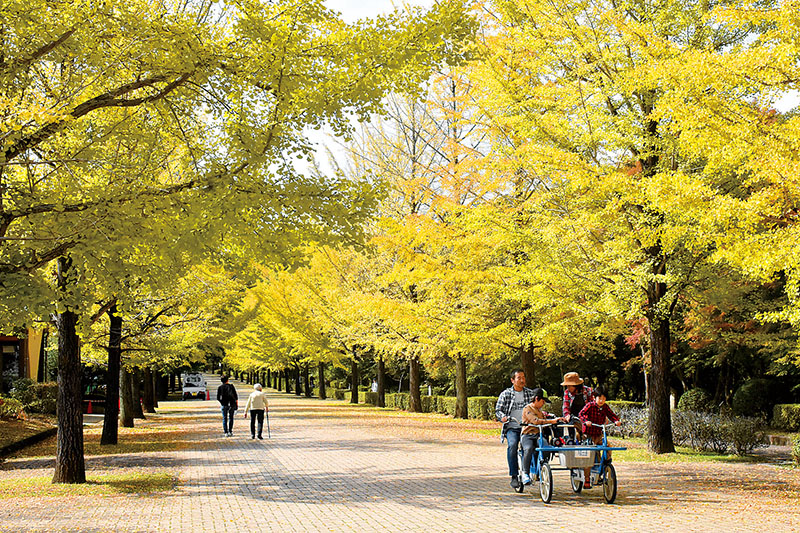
<box><xmin>219</xmin><ymin>383</ymin><xmax>236</xmax><ymax>406</ymax></box>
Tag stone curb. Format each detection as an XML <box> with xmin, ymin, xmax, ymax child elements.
<box><xmin>0</xmin><ymin>426</ymin><xmax>57</xmax><ymax>458</ymax></box>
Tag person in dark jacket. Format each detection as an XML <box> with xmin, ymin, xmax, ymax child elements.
<box><xmin>217</xmin><ymin>376</ymin><xmax>238</xmax><ymax>437</ymax></box>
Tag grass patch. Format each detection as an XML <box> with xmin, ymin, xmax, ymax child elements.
<box><xmin>466</xmin><ymin>428</ymin><xmax>502</xmax><ymax>436</ymax></box>
<box><xmin>9</xmin><ymin>415</ymin><xmax>199</xmax><ymax>459</ymax></box>
<box><xmin>0</xmin><ymin>472</ymin><xmax>178</xmax><ymax>499</ymax></box>
<box><xmin>0</xmin><ymin>416</ymin><xmax>56</xmax><ymax>451</ymax></box>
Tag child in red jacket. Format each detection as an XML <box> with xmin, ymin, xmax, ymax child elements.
<box><xmin>578</xmin><ymin>386</ymin><xmax>621</xmax><ymax>489</ymax></box>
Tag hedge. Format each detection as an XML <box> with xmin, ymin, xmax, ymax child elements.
<box><xmin>467</xmin><ymin>396</ymin><xmax>496</xmax><ymax>420</ymax></box>
<box><xmin>773</xmin><ymin>404</ymin><xmax>800</xmax><ymax>431</ymax></box>
<box><xmin>9</xmin><ymin>379</ymin><xmax>58</xmax><ymax>415</ymax></box>
<box><xmin>322</xmin><ymin>388</ymin><xmax>644</xmax><ymax>423</ymax></box>
<box><xmin>436</xmin><ymin>397</ymin><xmax>458</xmax><ymax>416</ymax></box>
<box><xmin>363</xmin><ymin>392</ymin><xmax>378</xmax><ymax>405</ymax></box>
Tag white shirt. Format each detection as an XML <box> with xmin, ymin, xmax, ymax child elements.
<box><xmin>244</xmin><ymin>390</ymin><xmax>269</xmax><ymax>411</ymax></box>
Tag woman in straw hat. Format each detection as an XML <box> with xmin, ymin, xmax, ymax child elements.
<box><xmin>561</xmin><ymin>372</ymin><xmax>593</xmax><ymax>441</ymax></box>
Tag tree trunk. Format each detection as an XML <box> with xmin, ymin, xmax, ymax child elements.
<box><xmin>101</xmin><ymin>304</ymin><xmax>121</xmax><ymax>445</ymax></box>
<box><xmin>318</xmin><ymin>362</ymin><xmax>326</xmax><ymax>399</ymax></box>
<box><xmin>53</xmin><ymin>257</ymin><xmax>86</xmax><ymax>484</ymax></box>
<box><xmin>647</xmin><ymin>290</ymin><xmax>675</xmax><ymax>454</ymax></box>
<box><xmin>156</xmin><ymin>373</ymin><xmax>166</xmax><ymax>403</ymax></box>
<box><xmin>303</xmin><ymin>364</ymin><xmax>311</xmax><ymax>398</ymax></box>
<box><xmin>142</xmin><ymin>367</ymin><xmax>156</xmax><ymax>413</ymax></box>
<box><xmin>519</xmin><ymin>345</ymin><xmax>536</xmax><ymax>387</ymax></box>
<box><xmin>377</xmin><ymin>355</ymin><xmax>385</xmax><ymax>408</ymax></box>
<box><xmin>132</xmin><ymin>369</ymin><xmax>145</xmax><ymax>419</ymax></box>
<box><xmin>120</xmin><ymin>369</ymin><xmax>135</xmax><ymax>428</ymax></box>
<box><xmin>409</xmin><ymin>357</ymin><xmax>422</xmax><ymax>412</ymax></box>
<box><xmin>284</xmin><ymin>369</ymin><xmax>292</xmax><ymax>394</ymax></box>
<box><xmin>350</xmin><ymin>358</ymin><xmax>359</xmax><ymax>404</ymax></box>
<box><xmin>454</xmin><ymin>356</ymin><xmax>468</xmax><ymax>419</ymax></box>
<box><xmin>294</xmin><ymin>366</ymin><xmax>301</xmax><ymax>396</ymax></box>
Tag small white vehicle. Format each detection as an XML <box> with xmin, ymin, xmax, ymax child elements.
<box><xmin>181</xmin><ymin>373</ymin><xmax>207</xmax><ymax>400</ymax></box>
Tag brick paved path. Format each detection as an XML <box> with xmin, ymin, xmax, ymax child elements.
<box><xmin>1</xmin><ymin>375</ymin><xmax>798</xmax><ymax>532</ymax></box>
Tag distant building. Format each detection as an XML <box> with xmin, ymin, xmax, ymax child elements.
<box><xmin>0</xmin><ymin>329</ymin><xmax>48</xmax><ymax>393</ymax></box>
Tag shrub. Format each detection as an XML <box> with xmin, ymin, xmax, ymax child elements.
<box><xmin>9</xmin><ymin>380</ymin><xmax>58</xmax><ymax>414</ymax></box>
<box><xmin>792</xmin><ymin>436</ymin><xmax>800</xmax><ymax>465</ymax></box>
<box><xmin>721</xmin><ymin>416</ymin><xmax>768</xmax><ymax>455</ymax></box>
<box><xmin>467</xmin><ymin>396</ymin><xmax>496</xmax><ymax>420</ymax></box>
<box><xmin>438</xmin><ymin>397</ymin><xmax>457</xmax><ymax>416</ymax></box>
<box><xmin>607</xmin><ymin>400</ymin><xmax>645</xmax><ymax>410</ymax></box>
<box><xmin>732</xmin><ymin>379</ymin><xmax>774</xmax><ymax>419</ymax></box>
<box><xmin>772</xmin><ymin>404</ymin><xmax>800</xmax><ymax>432</ymax></box>
<box><xmin>332</xmin><ymin>388</ymin><xmax>346</xmax><ymax>401</ymax></box>
<box><xmin>363</xmin><ymin>392</ymin><xmax>378</xmax><ymax>406</ymax></box>
<box><xmin>0</xmin><ymin>396</ymin><xmax>25</xmax><ymax>419</ymax></box>
<box><xmin>420</xmin><ymin>396</ymin><xmax>433</xmax><ymax>413</ymax></box>
<box><xmin>670</xmin><ymin>410</ymin><xmax>768</xmax><ymax>455</ymax></box>
<box><xmin>546</xmin><ymin>397</ymin><xmax>563</xmax><ymax>417</ymax></box>
<box><xmin>386</xmin><ymin>393</ymin><xmax>410</xmax><ymax>410</ymax></box>
<box><xmin>10</xmin><ymin>378</ymin><xmax>37</xmax><ymax>406</ymax></box>
<box><xmin>612</xmin><ymin>407</ymin><xmax>648</xmax><ymax>439</ymax></box>
<box><xmin>26</xmin><ymin>398</ymin><xmax>57</xmax><ymax>415</ymax></box>
<box><xmin>677</xmin><ymin>389</ymin><xmax>714</xmax><ymax>412</ymax></box>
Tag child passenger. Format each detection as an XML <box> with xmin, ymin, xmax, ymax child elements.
<box><xmin>520</xmin><ymin>388</ymin><xmax>564</xmax><ymax>485</ymax></box>
<box><xmin>578</xmin><ymin>386</ymin><xmax>622</xmax><ymax>489</ymax></box>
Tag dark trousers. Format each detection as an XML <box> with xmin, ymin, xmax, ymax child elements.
<box><xmin>250</xmin><ymin>409</ymin><xmax>264</xmax><ymax>437</ymax></box>
<box><xmin>521</xmin><ymin>426</ymin><xmax>556</xmax><ymax>475</ymax></box>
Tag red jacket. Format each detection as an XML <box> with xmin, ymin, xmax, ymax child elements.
<box><xmin>578</xmin><ymin>401</ymin><xmax>619</xmax><ymax>438</ymax></box>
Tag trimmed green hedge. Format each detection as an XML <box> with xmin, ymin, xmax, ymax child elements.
<box><xmin>386</xmin><ymin>392</ymin><xmax>411</xmax><ymax>410</ymax></box>
<box><xmin>468</xmin><ymin>396</ymin><xmax>496</xmax><ymax>420</ymax></box>
<box><xmin>773</xmin><ymin>404</ymin><xmax>800</xmax><ymax>431</ymax></box>
<box><xmin>364</xmin><ymin>392</ymin><xmax>378</xmax><ymax>405</ymax></box>
<box><xmin>324</xmin><ymin>388</ymin><xmax>501</xmax><ymax>421</ymax></box>
<box><xmin>436</xmin><ymin>396</ymin><xmax>458</xmax><ymax>416</ymax></box>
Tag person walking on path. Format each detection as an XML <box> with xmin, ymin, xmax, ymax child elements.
<box><xmin>217</xmin><ymin>375</ymin><xmax>238</xmax><ymax>437</ymax></box>
<box><xmin>244</xmin><ymin>383</ymin><xmax>269</xmax><ymax>439</ymax></box>
<box><xmin>494</xmin><ymin>369</ymin><xmax>535</xmax><ymax>489</ymax></box>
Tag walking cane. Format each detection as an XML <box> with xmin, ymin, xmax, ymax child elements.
<box><xmin>266</xmin><ymin>410</ymin><xmax>271</xmax><ymax>438</ymax></box>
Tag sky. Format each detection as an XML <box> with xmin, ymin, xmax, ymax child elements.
<box><xmin>325</xmin><ymin>0</ymin><xmax>435</xmax><ymax>22</ymax></box>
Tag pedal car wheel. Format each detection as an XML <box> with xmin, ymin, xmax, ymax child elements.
<box><xmin>539</xmin><ymin>463</ymin><xmax>553</xmax><ymax>504</ymax></box>
<box><xmin>602</xmin><ymin>463</ymin><xmax>617</xmax><ymax>504</ymax></box>
<box><xmin>570</xmin><ymin>468</ymin><xmax>583</xmax><ymax>493</ymax></box>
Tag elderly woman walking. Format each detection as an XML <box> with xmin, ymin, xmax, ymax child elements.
<box><xmin>244</xmin><ymin>384</ymin><xmax>269</xmax><ymax>440</ymax></box>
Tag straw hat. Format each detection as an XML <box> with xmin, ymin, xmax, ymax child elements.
<box><xmin>561</xmin><ymin>372</ymin><xmax>584</xmax><ymax>386</ymax></box>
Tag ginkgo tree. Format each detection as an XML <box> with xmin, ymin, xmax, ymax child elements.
<box><xmin>1</xmin><ymin>0</ymin><xmax>476</xmax><ymax>482</ymax></box>
<box><xmin>469</xmin><ymin>0</ymin><xmax>795</xmax><ymax>453</ymax></box>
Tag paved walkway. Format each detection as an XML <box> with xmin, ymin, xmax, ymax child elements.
<box><xmin>1</xmin><ymin>376</ymin><xmax>799</xmax><ymax>532</ymax></box>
